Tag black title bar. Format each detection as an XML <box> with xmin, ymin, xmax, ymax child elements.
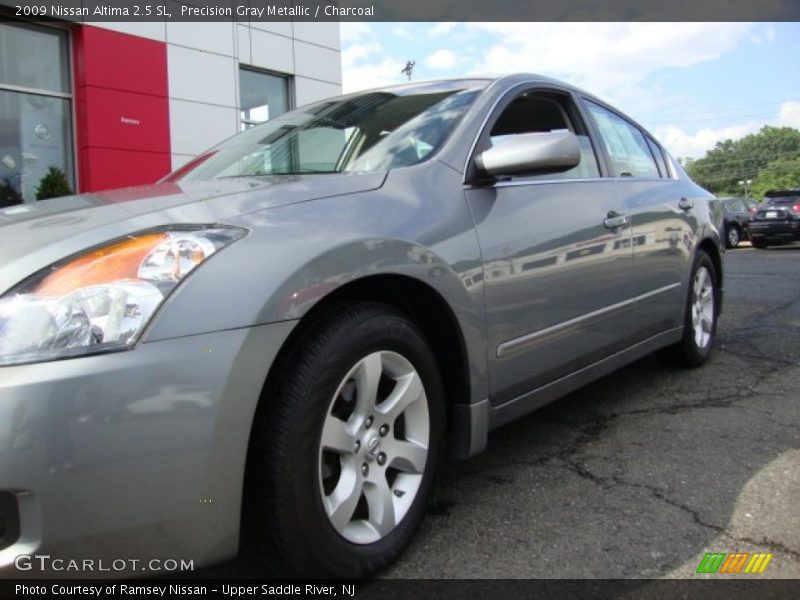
<box><xmin>1</xmin><ymin>0</ymin><xmax>800</xmax><ymax>22</ymax></box>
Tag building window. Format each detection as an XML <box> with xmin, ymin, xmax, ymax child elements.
<box><xmin>239</xmin><ymin>67</ymin><xmax>290</xmax><ymax>130</ymax></box>
<box><xmin>0</xmin><ymin>22</ymin><xmax>74</xmax><ymax>206</ymax></box>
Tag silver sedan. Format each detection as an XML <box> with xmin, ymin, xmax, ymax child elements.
<box><xmin>0</xmin><ymin>74</ymin><xmax>723</xmax><ymax>577</ymax></box>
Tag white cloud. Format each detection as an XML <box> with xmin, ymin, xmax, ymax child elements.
<box><xmin>342</xmin><ymin>57</ymin><xmax>409</xmax><ymax>93</ymax></box>
<box><xmin>747</xmin><ymin>24</ymin><xmax>777</xmax><ymax>45</ymax></box>
<box><xmin>655</xmin><ymin>123</ymin><xmax>760</xmax><ymax>159</ymax></box>
<box><xmin>339</xmin><ymin>22</ymin><xmax>375</xmax><ymax>45</ymax></box>
<box><xmin>391</xmin><ymin>25</ymin><xmax>416</xmax><ymax>40</ymax></box>
<box><xmin>777</xmin><ymin>101</ymin><xmax>800</xmax><ymax>128</ymax></box>
<box><xmin>654</xmin><ymin>100</ymin><xmax>800</xmax><ymax>159</ymax></box>
<box><xmin>339</xmin><ymin>23</ymin><xmax>403</xmax><ymax>92</ymax></box>
<box><xmin>342</xmin><ymin>42</ymin><xmax>383</xmax><ymax>69</ymax></box>
<box><xmin>464</xmin><ymin>23</ymin><xmax>753</xmax><ymax>102</ymax></box>
<box><xmin>425</xmin><ymin>49</ymin><xmax>458</xmax><ymax>70</ymax></box>
<box><xmin>429</xmin><ymin>22</ymin><xmax>456</xmax><ymax>37</ymax></box>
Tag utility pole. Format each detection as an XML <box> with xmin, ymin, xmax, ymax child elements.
<box><xmin>738</xmin><ymin>179</ymin><xmax>753</xmax><ymax>199</ymax></box>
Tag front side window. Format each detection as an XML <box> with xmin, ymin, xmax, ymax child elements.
<box><xmin>239</xmin><ymin>68</ymin><xmax>290</xmax><ymax>130</ymax></box>
<box><xmin>0</xmin><ymin>23</ymin><xmax>74</xmax><ymax>206</ymax></box>
<box><xmin>175</xmin><ymin>81</ymin><xmax>486</xmax><ymax>181</ymax></box>
<box><xmin>584</xmin><ymin>100</ymin><xmax>660</xmax><ymax>178</ymax></box>
<box><xmin>486</xmin><ymin>91</ymin><xmax>600</xmax><ymax>180</ymax></box>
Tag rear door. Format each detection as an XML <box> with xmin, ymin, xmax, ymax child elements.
<box><xmin>464</xmin><ymin>86</ymin><xmax>635</xmax><ymax>406</ymax></box>
<box><xmin>581</xmin><ymin>99</ymin><xmax>693</xmax><ymax>339</ymax></box>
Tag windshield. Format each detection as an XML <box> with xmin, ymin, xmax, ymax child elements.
<box><xmin>171</xmin><ymin>81</ymin><xmax>486</xmax><ymax>182</ymax></box>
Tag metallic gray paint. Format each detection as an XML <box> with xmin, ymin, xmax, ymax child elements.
<box><xmin>496</xmin><ymin>283</ymin><xmax>682</xmax><ymax>358</ymax></box>
<box><xmin>0</xmin><ymin>74</ymin><xmax>722</xmax><ymax>572</ymax></box>
<box><xmin>0</xmin><ymin>321</ymin><xmax>295</xmax><ymax>569</ymax></box>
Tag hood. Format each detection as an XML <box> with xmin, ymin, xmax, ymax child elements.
<box><xmin>0</xmin><ymin>172</ymin><xmax>386</xmax><ymax>294</ymax></box>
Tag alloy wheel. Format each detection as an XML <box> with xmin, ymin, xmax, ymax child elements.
<box><xmin>318</xmin><ymin>351</ymin><xmax>429</xmax><ymax>544</ymax></box>
<box><xmin>691</xmin><ymin>266</ymin><xmax>714</xmax><ymax>349</ymax></box>
<box><xmin>727</xmin><ymin>227</ymin><xmax>739</xmax><ymax>247</ymax></box>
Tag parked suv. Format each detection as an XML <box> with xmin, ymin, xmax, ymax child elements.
<box><xmin>748</xmin><ymin>190</ymin><xmax>800</xmax><ymax>248</ymax></box>
<box><xmin>0</xmin><ymin>74</ymin><xmax>723</xmax><ymax>577</ymax></box>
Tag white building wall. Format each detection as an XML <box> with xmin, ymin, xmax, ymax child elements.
<box><xmin>92</xmin><ymin>21</ymin><xmax>343</xmax><ymax>171</ymax></box>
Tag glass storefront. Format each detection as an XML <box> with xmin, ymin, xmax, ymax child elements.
<box><xmin>0</xmin><ymin>22</ymin><xmax>74</xmax><ymax>206</ymax></box>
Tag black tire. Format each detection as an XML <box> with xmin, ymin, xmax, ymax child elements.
<box><xmin>751</xmin><ymin>238</ymin><xmax>769</xmax><ymax>249</ymax></box>
<box><xmin>658</xmin><ymin>250</ymin><xmax>719</xmax><ymax>367</ymax></box>
<box><xmin>725</xmin><ymin>224</ymin><xmax>740</xmax><ymax>248</ymax></box>
<box><xmin>244</xmin><ymin>301</ymin><xmax>445</xmax><ymax>577</ymax></box>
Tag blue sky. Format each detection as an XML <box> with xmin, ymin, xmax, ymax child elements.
<box><xmin>340</xmin><ymin>22</ymin><xmax>800</xmax><ymax>158</ymax></box>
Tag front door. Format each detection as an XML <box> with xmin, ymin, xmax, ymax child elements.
<box><xmin>464</xmin><ymin>88</ymin><xmax>635</xmax><ymax>406</ymax></box>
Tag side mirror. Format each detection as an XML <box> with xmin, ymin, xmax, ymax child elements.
<box><xmin>474</xmin><ymin>131</ymin><xmax>581</xmax><ymax>178</ymax></box>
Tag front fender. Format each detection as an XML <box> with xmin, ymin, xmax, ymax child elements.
<box><xmin>145</xmin><ymin>173</ymin><xmax>488</xmax><ymax>403</ymax></box>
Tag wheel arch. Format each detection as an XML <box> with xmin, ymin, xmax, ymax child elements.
<box><xmin>696</xmin><ymin>236</ymin><xmax>724</xmax><ymax>315</ymax></box>
<box><xmin>250</xmin><ymin>273</ymin><xmax>473</xmax><ymax>455</ymax></box>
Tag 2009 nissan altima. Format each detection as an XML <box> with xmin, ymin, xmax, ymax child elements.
<box><xmin>0</xmin><ymin>74</ymin><xmax>723</xmax><ymax>577</ymax></box>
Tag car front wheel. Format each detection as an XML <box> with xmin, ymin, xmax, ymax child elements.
<box><xmin>245</xmin><ymin>302</ymin><xmax>444</xmax><ymax>577</ymax></box>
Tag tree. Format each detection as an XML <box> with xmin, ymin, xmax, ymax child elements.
<box><xmin>750</xmin><ymin>157</ymin><xmax>800</xmax><ymax>198</ymax></box>
<box><xmin>35</xmin><ymin>166</ymin><xmax>73</xmax><ymax>200</ymax></box>
<box><xmin>685</xmin><ymin>126</ymin><xmax>800</xmax><ymax>196</ymax></box>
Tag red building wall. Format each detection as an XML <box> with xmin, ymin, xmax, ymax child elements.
<box><xmin>72</xmin><ymin>26</ymin><xmax>171</xmax><ymax>193</ymax></box>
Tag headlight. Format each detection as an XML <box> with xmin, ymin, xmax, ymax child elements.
<box><xmin>0</xmin><ymin>226</ymin><xmax>246</xmax><ymax>366</ymax></box>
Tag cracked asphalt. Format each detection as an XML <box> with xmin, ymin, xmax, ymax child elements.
<box><xmin>384</xmin><ymin>243</ymin><xmax>800</xmax><ymax>578</ymax></box>
<box><xmin>203</xmin><ymin>244</ymin><xmax>799</xmax><ymax>580</ymax></box>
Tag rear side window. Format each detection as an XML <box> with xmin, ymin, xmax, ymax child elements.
<box><xmin>486</xmin><ymin>92</ymin><xmax>600</xmax><ymax>180</ymax></box>
<box><xmin>723</xmin><ymin>199</ymin><xmax>746</xmax><ymax>213</ymax></box>
<box><xmin>646</xmin><ymin>136</ymin><xmax>670</xmax><ymax>178</ymax></box>
<box><xmin>584</xmin><ymin>100</ymin><xmax>660</xmax><ymax>178</ymax></box>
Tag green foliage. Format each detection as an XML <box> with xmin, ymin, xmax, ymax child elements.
<box><xmin>685</xmin><ymin>126</ymin><xmax>800</xmax><ymax>197</ymax></box>
<box><xmin>35</xmin><ymin>166</ymin><xmax>73</xmax><ymax>200</ymax></box>
<box><xmin>750</xmin><ymin>157</ymin><xmax>800</xmax><ymax>199</ymax></box>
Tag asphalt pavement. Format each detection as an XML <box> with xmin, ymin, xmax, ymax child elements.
<box><xmin>206</xmin><ymin>243</ymin><xmax>800</xmax><ymax>579</ymax></box>
<box><xmin>386</xmin><ymin>243</ymin><xmax>800</xmax><ymax>578</ymax></box>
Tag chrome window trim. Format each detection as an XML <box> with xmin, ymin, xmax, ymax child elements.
<box><xmin>496</xmin><ymin>283</ymin><xmax>682</xmax><ymax>358</ymax></box>
<box><xmin>464</xmin><ymin>176</ymin><xmax>675</xmax><ymax>190</ymax></box>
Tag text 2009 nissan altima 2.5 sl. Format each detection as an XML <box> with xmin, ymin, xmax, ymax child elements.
<box><xmin>0</xmin><ymin>74</ymin><xmax>723</xmax><ymax>577</ymax></box>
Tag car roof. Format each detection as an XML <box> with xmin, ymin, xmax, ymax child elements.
<box><xmin>342</xmin><ymin>73</ymin><xmax>579</xmax><ymax>98</ymax></box>
<box><xmin>765</xmin><ymin>189</ymin><xmax>800</xmax><ymax>197</ymax></box>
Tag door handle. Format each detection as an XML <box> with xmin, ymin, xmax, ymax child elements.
<box><xmin>678</xmin><ymin>197</ymin><xmax>694</xmax><ymax>210</ymax></box>
<box><xmin>603</xmin><ymin>211</ymin><xmax>630</xmax><ymax>229</ymax></box>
